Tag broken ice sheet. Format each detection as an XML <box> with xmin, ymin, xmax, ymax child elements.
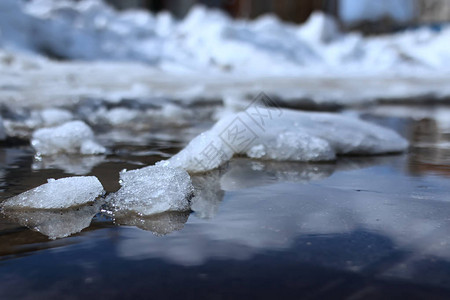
<box><xmin>107</xmin><ymin>166</ymin><xmax>194</xmax><ymax>216</ymax></box>
<box><xmin>114</xmin><ymin>211</ymin><xmax>190</xmax><ymax>236</ymax></box>
<box><xmin>1</xmin><ymin>176</ymin><xmax>104</xmax><ymax>209</ymax></box>
<box><xmin>1</xmin><ymin>201</ymin><xmax>102</xmax><ymax>239</ymax></box>
<box><xmin>162</xmin><ymin>107</ymin><xmax>409</xmax><ymax>173</ymax></box>
<box><xmin>31</xmin><ymin>121</ymin><xmax>106</xmax><ymax>156</ymax></box>
<box><xmin>32</xmin><ymin>154</ymin><xmax>106</xmax><ymax>175</ymax></box>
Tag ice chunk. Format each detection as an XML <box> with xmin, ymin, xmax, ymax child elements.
<box><xmin>2</xmin><ymin>201</ymin><xmax>102</xmax><ymax>239</ymax></box>
<box><xmin>161</xmin><ymin>107</ymin><xmax>409</xmax><ymax>173</ymax></box>
<box><xmin>39</xmin><ymin>108</ymin><xmax>74</xmax><ymax>127</ymax></box>
<box><xmin>114</xmin><ymin>211</ymin><xmax>189</xmax><ymax>236</ymax></box>
<box><xmin>2</xmin><ymin>176</ymin><xmax>104</xmax><ymax>209</ymax></box>
<box><xmin>107</xmin><ymin>166</ymin><xmax>193</xmax><ymax>216</ymax></box>
<box><xmin>31</xmin><ymin>121</ymin><xmax>106</xmax><ymax>156</ymax></box>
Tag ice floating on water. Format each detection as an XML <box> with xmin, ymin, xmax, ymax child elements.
<box><xmin>2</xmin><ymin>201</ymin><xmax>102</xmax><ymax>239</ymax></box>
<box><xmin>31</xmin><ymin>120</ymin><xmax>106</xmax><ymax>155</ymax></box>
<box><xmin>2</xmin><ymin>176</ymin><xmax>104</xmax><ymax>209</ymax></box>
<box><xmin>107</xmin><ymin>166</ymin><xmax>193</xmax><ymax>216</ymax></box>
<box><xmin>162</xmin><ymin>107</ymin><xmax>409</xmax><ymax>172</ymax></box>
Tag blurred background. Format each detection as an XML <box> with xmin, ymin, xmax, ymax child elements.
<box><xmin>105</xmin><ymin>0</ymin><xmax>450</xmax><ymax>33</ymax></box>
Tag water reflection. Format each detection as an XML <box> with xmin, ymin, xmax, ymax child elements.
<box><xmin>0</xmin><ymin>106</ymin><xmax>450</xmax><ymax>291</ymax></box>
<box><xmin>190</xmin><ymin>170</ymin><xmax>224</xmax><ymax>219</ymax></box>
<box><xmin>113</xmin><ymin>211</ymin><xmax>190</xmax><ymax>236</ymax></box>
<box><xmin>117</xmin><ymin>157</ymin><xmax>450</xmax><ymax>272</ymax></box>
<box><xmin>1</xmin><ymin>201</ymin><xmax>102</xmax><ymax>239</ymax></box>
<box><xmin>32</xmin><ymin>154</ymin><xmax>106</xmax><ymax>175</ymax></box>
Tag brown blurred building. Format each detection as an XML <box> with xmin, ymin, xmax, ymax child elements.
<box><xmin>106</xmin><ymin>0</ymin><xmax>338</xmax><ymax>22</ymax></box>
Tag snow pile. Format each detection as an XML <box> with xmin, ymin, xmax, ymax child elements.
<box><xmin>1</xmin><ymin>176</ymin><xmax>104</xmax><ymax>209</ymax></box>
<box><xmin>2</xmin><ymin>0</ymin><xmax>449</xmax><ymax>75</ymax></box>
<box><xmin>31</xmin><ymin>120</ymin><xmax>106</xmax><ymax>155</ymax></box>
<box><xmin>39</xmin><ymin>108</ymin><xmax>74</xmax><ymax>127</ymax></box>
<box><xmin>108</xmin><ymin>166</ymin><xmax>193</xmax><ymax>216</ymax></box>
<box><xmin>161</xmin><ymin>107</ymin><xmax>409</xmax><ymax>173</ymax></box>
<box><xmin>3</xmin><ymin>201</ymin><xmax>102</xmax><ymax>239</ymax></box>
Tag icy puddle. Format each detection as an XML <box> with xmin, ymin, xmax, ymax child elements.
<box><xmin>0</xmin><ymin>106</ymin><xmax>450</xmax><ymax>299</ymax></box>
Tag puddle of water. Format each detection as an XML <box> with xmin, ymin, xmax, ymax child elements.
<box><xmin>0</xmin><ymin>106</ymin><xmax>450</xmax><ymax>299</ymax></box>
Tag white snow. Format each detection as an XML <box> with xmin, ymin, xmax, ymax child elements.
<box><xmin>161</xmin><ymin>107</ymin><xmax>409</xmax><ymax>173</ymax></box>
<box><xmin>31</xmin><ymin>120</ymin><xmax>106</xmax><ymax>156</ymax></box>
<box><xmin>39</xmin><ymin>108</ymin><xmax>74</xmax><ymax>127</ymax></box>
<box><xmin>1</xmin><ymin>0</ymin><xmax>450</xmax><ymax>76</ymax></box>
<box><xmin>107</xmin><ymin>166</ymin><xmax>193</xmax><ymax>216</ymax></box>
<box><xmin>1</xmin><ymin>2</ymin><xmax>450</xmax><ymax>108</ymax></box>
<box><xmin>1</xmin><ymin>176</ymin><xmax>104</xmax><ymax>209</ymax></box>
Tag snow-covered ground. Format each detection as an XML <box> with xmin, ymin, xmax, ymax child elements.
<box><xmin>0</xmin><ymin>0</ymin><xmax>450</xmax><ymax>110</ymax></box>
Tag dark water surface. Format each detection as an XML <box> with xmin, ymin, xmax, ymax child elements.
<box><xmin>0</xmin><ymin>106</ymin><xmax>450</xmax><ymax>299</ymax></box>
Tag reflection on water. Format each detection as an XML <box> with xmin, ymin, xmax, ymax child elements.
<box><xmin>1</xmin><ymin>201</ymin><xmax>103</xmax><ymax>239</ymax></box>
<box><xmin>0</xmin><ymin>106</ymin><xmax>450</xmax><ymax>297</ymax></box>
<box><xmin>32</xmin><ymin>154</ymin><xmax>107</xmax><ymax>176</ymax></box>
<box><xmin>113</xmin><ymin>211</ymin><xmax>190</xmax><ymax>236</ymax></box>
<box><xmin>409</xmin><ymin>118</ymin><xmax>450</xmax><ymax>176</ymax></box>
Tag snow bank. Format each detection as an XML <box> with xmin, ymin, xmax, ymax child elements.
<box><xmin>2</xmin><ymin>0</ymin><xmax>449</xmax><ymax>76</ymax></box>
<box><xmin>3</xmin><ymin>201</ymin><xmax>102</xmax><ymax>239</ymax></box>
<box><xmin>39</xmin><ymin>108</ymin><xmax>74</xmax><ymax>127</ymax></box>
<box><xmin>31</xmin><ymin>120</ymin><xmax>106</xmax><ymax>155</ymax></box>
<box><xmin>1</xmin><ymin>176</ymin><xmax>104</xmax><ymax>209</ymax></box>
<box><xmin>161</xmin><ymin>107</ymin><xmax>409</xmax><ymax>173</ymax></box>
<box><xmin>107</xmin><ymin>166</ymin><xmax>193</xmax><ymax>216</ymax></box>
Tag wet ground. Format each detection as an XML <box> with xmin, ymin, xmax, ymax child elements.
<box><xmin>0</xmin><ymin>105</ymin><xmax>450</xmax><ymax>299</ymax></box>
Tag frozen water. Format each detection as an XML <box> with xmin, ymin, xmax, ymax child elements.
<box><xmin>31</xmin><ymin>120</ymin><xmax>106</xmax><ymax>156</ymax></box>
<box><xmin>162</xmin><ymin>107</ymin><xmax>409</xmax><ymax>173</ymax></box>
<box><xmin>107</xmin><ymin>166</ymin><xmax>194</xmax><ymax>216</ymax></box>
<box><xmin>2</xmin><ymin>201</ymin><xmax>102</xmax><ymax>239</ymax></box>
<box><xmin>1</xmin><ymin>176</ymin><xmax>104</xmax><ymax>209</ymax></box>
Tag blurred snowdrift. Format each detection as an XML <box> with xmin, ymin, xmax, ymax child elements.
<box><xmin>1</xmin><ymin>0</ymin><xmax>450</xmax><ymax>75</ymax></box>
